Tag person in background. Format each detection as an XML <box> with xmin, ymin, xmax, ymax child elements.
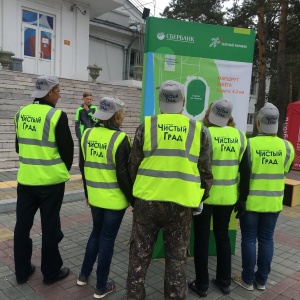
<box><xmin>75</xmin><ymin>92</ymin><xmax>98</xmax><ymax>171</ymax></box>
<box><xmin>233</xmin><ymin>102</ymin><xmax>295</xmax><ymax>291</ymax></box>
<box><xmin>125</xmin><ymin>80</ymin><xmax>213</xmax><ymax>300</ymax></box>
<box><xmin>14</xmin><ymin>74</ymin><xmax>74</xmax><ymax>285</ymax></box>
<box><xmin>189</xmin><ymin>99</ymin><xmax>247</xmax><ymax>297</ymax></box>
<box><xmin>76</xmin><ymin>96</ymin><xmax>134</xmax><ymax>299</ymax></box>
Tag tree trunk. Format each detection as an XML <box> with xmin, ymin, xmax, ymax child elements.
<box><xmin>253</xmin><ymin>1</ymin><xmax>266</xmax><ymax>136</ymax></box>
<box><xmin>276</xmin><ymin>0</ymin><xmax>288</xmax><ymax>138</ymax></box>
<box><xmin>289</xmin><ymin>70</ymin><xmax>292</xmax><ymax>103</ymax></box>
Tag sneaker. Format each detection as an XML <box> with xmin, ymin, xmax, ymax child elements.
<box><xmin>212</xmin><ymin>279</ymin><xmax>230</xmax><ymax>295</ymax></box>
<box><xmin>254</xmin><ymin>280</ymin><xmax>266</xmax><ymax>290</ymax></box>
<box><xmin>94</xmin><ymin>281</ymin><xmax>116</xmax><ymax>299</ymax></box>
<box><xmin>77</xmin><ymin>274</ymin><xmax>88</xmax><ymax>286</ymax></box>
<box><xmin>232</xmin><ymin>274</ymin><xmax>254</xmax><ymax>291</ymax></box>
<box><xmin>188</xmin><ymin>280</ymin><xmax>208</xmax><ymax>297</ymax></box>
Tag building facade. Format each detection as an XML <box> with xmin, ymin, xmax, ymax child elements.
<box><xmin>0</xmin><ymin>0</ymin><xmax>143</xmax><ymax>81</ymax></box>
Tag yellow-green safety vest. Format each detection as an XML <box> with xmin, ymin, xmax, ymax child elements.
<box><xmin>133</xmin><ymin>114</ymin><xmax>205</xmax><ymax>207</ymax></box>
<box><xmin>205</xmin><ymin>126</ymin><xmax>246</xmax><ymax>205</ymax></box>
<box><xmin>14</xmin><ymin>104</ymin><xmax>70</xmax><ymax>185</ymax></box>
<box><xmin>81</xmin><ymin>127</ymin><xmax>130</xmax><ymax>210</ymax></box>
<box><xmin>246</xmin><ymin>136</ymin><xmax>295</xmax><ymax>212</ymax></box>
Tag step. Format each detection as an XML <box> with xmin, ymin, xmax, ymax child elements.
<box><xmin>0</xmin><ymin>140</ymin><xmax>14</xmax><ymax>149</ymax></box>
<box><xmin>0</xmin><ymin>124</ymin><xmax>15</xmax><ymax>132</ymax></box>
<box><xmin>0</xmin><ymin>154</ymin><xmax>79</xmax><ymax>172</ymax></box>
<box><xmin>0</xmin><ymin>169</ymin><xmax>84</xmax><ymax>213</ymax></box>
<box><xmin>0</xmin><ymin>146</ymin><xmax>79</xmax><ymax>158</ymax></box>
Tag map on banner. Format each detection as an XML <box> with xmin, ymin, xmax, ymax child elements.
<box><xmin>141</xmin><ymin>17</ymin><xmax>256</xmax><ymax>132</ymax></box>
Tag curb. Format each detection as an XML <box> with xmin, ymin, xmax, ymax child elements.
<box><xmin>0</xmin><ymin>189</ymin><xmax>85</xmax><ymax>214</ymax></box>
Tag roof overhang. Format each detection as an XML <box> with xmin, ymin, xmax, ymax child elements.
<box><xmin>73</xmin><ymin>0</ymin><xmax>125</xmax><ymax>19</ymax></box>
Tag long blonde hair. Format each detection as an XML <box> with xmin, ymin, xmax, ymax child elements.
<box><xmin>99</xmin><ymin>111</ymin><xmax>124</xmax><ymax>128</ymax></box>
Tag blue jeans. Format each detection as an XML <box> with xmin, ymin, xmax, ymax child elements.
<box><xmin>80</xmin><ymin>205</ymin><xmax>125</xmax><ymax>289</ymax></box>
<box><xmin>239</xmin><ymin>211</ymin><xmax>279</xmax><ymax>286</ymax></box>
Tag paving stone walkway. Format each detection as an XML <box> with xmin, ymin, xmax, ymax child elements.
<box><xmin>0</xmin><ymin>168</ymin><xmax>300</xmax><ymax>299</ymax></box>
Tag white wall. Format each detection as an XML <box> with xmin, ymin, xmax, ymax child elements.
<box><xmin>0</xmin><ymin>0</ymin><xmax>143</xmax><ymax>82</ymax></box>
<box><xmin>89</xmin><ymin>38</ymin><xmax>124</xmax><ymax>82</ymax></box>
<box><xmin>60</xmin><ymin>1</ymin><xmax>90</xmax><ymax>80</ymax></box>
<box><xmin>0</xmin><ymin>0</ymin><xmax>90</xmax><ymax>80</ymax></box>
<box><xmin>2</xmin><ymin>0</ymin><xmax>18</xmax><ymax>53</ymax></box>
<box><xmin>0</xmin><ymin>0</ymin><xmax>3</xmax><ymax>49</ymax></box>
<box><xmin>88</xmin><ymin>1</ymin><xmax>144</xmax><ymax>82</ymax></box>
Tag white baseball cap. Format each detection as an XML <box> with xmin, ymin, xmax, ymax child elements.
<box><xmin>257</xmin><ymin>102</ymin><xmax>279</xmax><ymax>134</ymax></box>
<box><xmin>208</xmin><ymin>99</ymin><xmax>233</xmax><ymax>127</ymax></box>
<box><xmin>31</xmin><ymin>75</ymin><xmax>60</xmax><ymax>98</ymax></box>
<box><xmin>93</xmin><ymin>96</ymin><xmax>125</xmax><ymax>120</ymax></box>
<box><xmin>159</xmin><ymin>80</ymin><xmax>185</xmax><ymax>114</ymax></box>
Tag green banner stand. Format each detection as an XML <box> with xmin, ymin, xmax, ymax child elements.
<box><xmin>139</xmin><ymin>17</ymin><xmax>255</xmax><ymax>259</ymax></box>
<box><xmin>152</xmin><ymin>211</ymin><xmax>237</xmax><ymax>259</ymax></box>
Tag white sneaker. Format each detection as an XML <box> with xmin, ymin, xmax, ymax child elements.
<box><xmin>76</xmin><ymin>274</ymin><xmax>88</xmax><ymax>286</ymax></box>
<box><xmin>254</xmin><ymin>280</ymin><xmax>266</xmax><ymax>290</ymax></box>
<box><xmin>232</xmin><ymin>274</ymin><xmax>254</xmax><ymax>291</ymax></box>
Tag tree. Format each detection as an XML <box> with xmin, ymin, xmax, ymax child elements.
<box><xmin>160</xmin><ymin>0</ymin><xmax>226</xmax><ymax>24</ymax></box>
<box><xmin>159</xmin><ymin>0</ymin><xmax>300</xmax><ymax>136</ymax></box>
<box><xmin>253</xmin><ymin>0</ymin><xmax>267</xmax><ymax>136</ymax></box>
<box><xmin>276</xmin><ymin>0</ymin><xmax>288</xmax><ymax>138</ymax></box>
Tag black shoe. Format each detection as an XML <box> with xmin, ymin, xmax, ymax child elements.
<box><xmin>212</xmin><ymin>279</ymin><xmax>230</xmax><ymax>295</ymax></box>
<box><xmin>188</xmin><ymin>280</ymin><xmax>208</xmax><ymax>297</ymax></box>
<box><xmin>16</xmin><ymin>265</ymin><xmax>36</xmax><ymax>284</ymax></box>
<box><xmin>43</xmin><ymin>267</ymin><xmax>70</xmax><ymax>285</ymax></box>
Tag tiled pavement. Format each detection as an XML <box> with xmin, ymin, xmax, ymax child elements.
<box><xmin>0</xmin><ymin>168</ymin><xmax>300</xmax><ymax>299</ymax></box>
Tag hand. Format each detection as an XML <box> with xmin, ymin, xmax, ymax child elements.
<box><xmin>85</xmin><ymin>198</ymin><xmax>90</xmax><ymax>207</ymax></box>
<box><xmin>234</xmin><ymin>200</ymin><xmax>245</xmax><ymax>219</ymax></box>
<box><xmin>193</xmin><ymin>202</ymin><xmax>203</xmax><ymax>216</ymax></box>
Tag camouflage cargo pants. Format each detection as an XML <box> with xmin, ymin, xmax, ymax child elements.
<box><xmin>126</xmin><ymin>198</ymin><xmax>192</xmax><ymax>299</ymax></box>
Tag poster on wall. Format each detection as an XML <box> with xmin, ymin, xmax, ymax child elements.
<box><xmin>141</xmin><ymin>17</ymin><xmax>255</xmax><ymax>132</ymax></box>
<box><xmin>140</xmin><ymin>17</ymin><xmax>256</xmax><ymax>258</ymax></box>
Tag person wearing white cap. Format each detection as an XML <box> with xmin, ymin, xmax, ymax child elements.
<box><xmin>233</xmin><ymin>102</ymin><xmax>295</xmax><ymax>291</ymax></box>
<box><xmin>77</xmin><ymin>96</ymin><xmax>134</xmax><ymax>299</ymax></box>
<box><xmin>125</xmin><ymin>80</ymin><xmax>213</xmax><ymax>300</ymax></box>
<box><xmin>189</xmin><ymin>98</ymin><xmax>247</xmax><ymax>297</ymax></box>
<box><xmin>14</xmin><ymin>75</ymin><xmax>74</xmax><ymax>285</ymax></box>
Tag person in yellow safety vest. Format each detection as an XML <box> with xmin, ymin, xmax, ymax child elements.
<box><xmin>125</xmin><ymin>80</ymin><xmax>213</xmax><ymax>300</ymax></box>
<box><xmin>14</xmin><ymin>75</ymin><xmax>74</xmax><ymax>285</ymax></box>
<box><xmin>77</xmin><ymin>96</ymin><xmax>134</xmax><ymax>299</ymax></box>
<box><xmin>189</xmin><ymin>99</ymin><xmax>247</xmax><ymax>297</ymax></box>
<box><xmin>233</xmin><ymin>103</ymin><xmax>295</xmax><ymax>292</ymax></box>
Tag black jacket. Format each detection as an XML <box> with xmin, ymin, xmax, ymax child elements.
<box><xmin>79</xmin><ymin>123</ymin><xmax>134</xmax><ymax>206</ymax></box>
<box><xmin>15</xmin><ymin>99</ymin><xmax>74</xmax><ymax>171</ymax></box>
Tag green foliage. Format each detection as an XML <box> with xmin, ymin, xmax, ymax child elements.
<box><xmin>160</xmin><ymin>0</ymin><xmax>226</xmax><ymax>24</ymax></box>
<box><xmin>160</xmin><ymin>0</ymin><xmax>300</xmax><ymax>105</ymax></box>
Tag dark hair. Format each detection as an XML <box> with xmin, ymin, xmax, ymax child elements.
<box><xmin>51</xmin><ymin>84</ymin><xmax>59</xmax><ymax>91</ymax></box>
<box><xmin>202</xmin><ymin>103</ymin><xmax>236</xmax><ymax>127</ymax></box>
<box><xmin>83</xmin><ymin>92</ymin><xmax>92</xmax><ymax>98</ymax></box>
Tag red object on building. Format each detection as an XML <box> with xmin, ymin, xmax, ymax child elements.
<box><xmin>284</xmin><ymin>100</ymin><xmax>300</xmax><ymax>170</ymax></box>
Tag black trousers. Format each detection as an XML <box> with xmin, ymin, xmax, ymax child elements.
<box><xmin>193</xmin><ymin>203</ymin><xmax>234</xmax><ymax>289</ymax></box>
<box><xmin>14</xmin><ymin>182</ymin><xmax>65</xmax><ymax>281</ymax></box>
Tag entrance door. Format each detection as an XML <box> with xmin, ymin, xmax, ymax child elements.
<box><xmin>22</xmin><ymin>9</ymin><xmax>55</xmax><ymax>74</ymax></box>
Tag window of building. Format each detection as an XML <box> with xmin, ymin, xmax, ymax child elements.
<box><xmin>247</xmin><ymin>113</ymin><xmax>255</xmax><ymax>125</ymax></box>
